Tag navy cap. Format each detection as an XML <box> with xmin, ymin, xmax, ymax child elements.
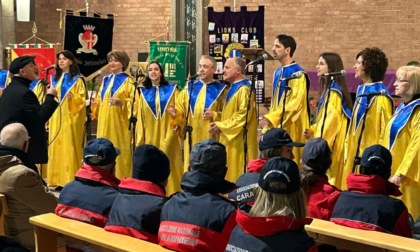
<box><xmin>132</xmin><ymin>144</ymin><xmax>170</xmax><ymax>183</ymax></box>
<box><xmin>189</xmin><ymin>139</ymin><xmax>226</xmax><ymax>177</ymax></box>
<box><xmin>83</xmin><ymin>138</ymin><xmax>120</xmax><ymax>166</ymax></box>
<box><xmin>259</xmin><ymin>128</ymin><xmax>304</xmax><ymax>150</ymax></box>
<box><xmin>302</xmin><ymin>138</ymin><xmax>332</xmax><ymax>174</ymax></box>
<box><xmin>9</xmin><ymin>56</ymin><xmax>36</xmax><ymax>74</ymax></box>
<box><xmin>360</xmin><ymin>144</ymin><xmax>392</xmax><ymax>179</ymax></box>
<box><xmin>258</xmin><ymin>157</ymin><xmax>301</xmax><ymax>194</ymax></box>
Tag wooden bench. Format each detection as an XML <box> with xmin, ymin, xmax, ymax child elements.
<box><xmin>0</xmin><ymin>193</ymin><xmax>9</xmax><ymax>236</ymax></box>
<box><xmin>30</xmin><ymin>213</ymin><xmax>171</xmax><ymax>252</ymax></box>
<box><xmin>305</xmin><ymin>218</ymin><xmax>420</xmax><ymax>252</ymax></box>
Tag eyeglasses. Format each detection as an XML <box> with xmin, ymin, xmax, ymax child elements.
<box><xmin>396</xmin><ymin>79</ymin><xmax>410</xmax><ymax>83</ymax></box>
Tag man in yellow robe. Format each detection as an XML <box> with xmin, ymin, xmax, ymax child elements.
<box><xmin>209</xmin><ymin>57</ymin><xmax>258</xmax><ymax>182</ymax></box>
<box><xmin>92</xmin><ymin>50</ymin><xmax>136</xmax><ymax>179</ymax></box>
<box><xmin>342</xmin><ymin>47</ymin><xmax>393</xmax><ymax>189</ymax></box>
<box><xmin>259</xmin><ymin>34</ymin><xmax>310</xmax><ymax>165</ymax></box>
<box><xmin>168</xmin><ymin>55</ymin><xmax>226</xmax><ymax>172</ymax></box>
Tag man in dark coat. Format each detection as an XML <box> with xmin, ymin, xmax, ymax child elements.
<box><xmin>0</xmin><ymin>55</ymin><xmax>58</xmax><ymax>164</ymax></box>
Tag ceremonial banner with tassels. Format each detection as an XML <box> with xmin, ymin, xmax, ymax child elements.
<box><xmin>149</xmin><ymin>41</ymin><xmax>189</xmax><ymax>90</ymax></box>
<box><xmin>9</xmin><ymin>44</ymin><xmax>56</xmax><ymax>81</ymax></box>
<box><xmin>64</xmin><ymin>15</ymin><xmax>114</xmax><ymax>77</ymax></box>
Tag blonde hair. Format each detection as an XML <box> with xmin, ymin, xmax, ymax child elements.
<box><xmin>249</xmin><ymin>185</ymin><xmax>307</xmax><ymax>219</ymax></box>
<box><xmin>396</xmin><ymin>66</ymin><xmax>420</xmax><ymax>96</ymax></box>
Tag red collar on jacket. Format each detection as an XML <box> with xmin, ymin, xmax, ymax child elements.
<box><xmin>119</xmin><ymin>178</ymin><xmax>166</xmax><ymax>197</ymax></box>
<box><xmin>236</xmin><ymin>209</ymin><xmax>313</xmax><ymax>236</ymax></box>
<box><xmin>76</xmin><ymin>164</ymin><xmax>120</xmax><ymax>187</ymax></box>
<box><xmin>247</xmin><ymin>158</ymin><xmax>268</xmax><ymax>173</ymax></box>
<box><xmin>346</xmin><ymin>173</ymin><xmax>402</xmax><ymax>197</ymax></box>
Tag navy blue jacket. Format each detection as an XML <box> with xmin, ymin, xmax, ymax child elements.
<box><xmin>105</xmin><ymin>178</ymin><xmax>167</xmax><ymax>243</ymax></box>
<box><xmin>158</xmin><ymin>170</ymin><xmax>237</xmax><ymax>252</ymax></box>
<box><xmin>55</xmin><ymin>164</ymin><xmax>120</xmax><ymax>227</ymax></box>
<box><xmin>226</xmin><ymin>209</ymin><xmax>317</xmax><ymax>252</ymax></box>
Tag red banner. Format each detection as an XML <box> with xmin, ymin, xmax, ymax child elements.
<box><xmin>10</xmin><ymin>46</ymin><xmax>56</xmax><ymax>82</ymax></box>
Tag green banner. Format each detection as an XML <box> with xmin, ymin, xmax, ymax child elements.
<box><xmin>149</xmin><ymin>41</ymin><xmax>189</xmax><ymax>89</ymax></box>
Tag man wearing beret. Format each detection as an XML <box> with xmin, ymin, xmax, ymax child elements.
<box><xmin>0</xmin><ymin>55</ymin><xmax>58</xmax><ymax>164</ymax></box>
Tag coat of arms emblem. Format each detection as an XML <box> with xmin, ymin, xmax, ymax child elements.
<box><xmin>77</xmin><ymin>25</ymin><xmax>98</xmax><ymax>55</ymax></box>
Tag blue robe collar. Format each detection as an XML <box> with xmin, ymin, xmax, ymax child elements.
<box><xmin>188</xmin><ymin>80</ymin><xmax>226</xmax><ymax>116</ymax></box>
<box><xmin>226</xmin><ymin>79</ymin><xmax>250</xmax><ymax>104</ymax></box>
<box><xmin>354</xmin><ymin>82</ymin><xmax>392</xmax><ymax>129</ymax></box>
<box><xmin>272</xmin><ymin>62</ymin><xmax>304</xmax><ymax>105</ymax></box>
<box><xmin>51</xmin><ymin>73</ymin><xmax>79</xmax><ymax>103</ymax></box>
<box><xmin>318</xmin><ymin>81</ymin><xmax>352</xmax><ymax>120</ymax></box>
<box><xmin>29</xmin><ymin>79</ymin><xmax>40</xmax><ymax>91</ymax></box>
<box><xmin>140</xmin><ymin>83</ymin><xmax>177</xmax><ymax>118</ymax></box>
<box><xmin>389</xmin><ymin>98</ymin><xmax>420</xmax><ymax>149</ymax></box>
<box><xmin>0</xmin><ymin>70</ymin><xmax>9</xmax><ymax>88</ymax></box>
<box><xmin>101</xmin><ymin>72</ymin><xmax>129</xmax><ymax>101</ymax></box>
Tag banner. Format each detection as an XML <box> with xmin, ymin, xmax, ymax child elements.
<box><xmin>207</xmin><ymin>6</ymin><xmax>265</xmax><ymax>103</ymax></box>
<box><xmin>149</xmin><ymin>41</ymin><xmax>189</xmax><ymax>89</ymax></box>
<box><xmin>9</xmin><ymin>44</ymin><xmax>57</xmax><ymax>82</ymax></box>
<box><xmin>64</xmin><ymin>15</ymin><xmax>114</xmax><ymax>77</ymax></box>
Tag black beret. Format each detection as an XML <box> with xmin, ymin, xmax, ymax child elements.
<box><xmin>9</xmin><ymin>56</ymin><xmax>36</xmax><ymax>74</ymax></box>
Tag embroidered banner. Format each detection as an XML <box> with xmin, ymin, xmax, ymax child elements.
<box><xmin>207</xmin><ymin>6</ymin><xmax>265</xmax><ymax>103</ymax></box>
<box><xmin>149</xmin><ymin>41</ymin><xmax>189</xmax><ymax>89</ymax></box>
<box><xmin>64</xmin><ymin>15</ymin><xmax>114</xmax><ymax>77</ymax></box>
<box><xmin>9</xmin><ymin>44</ymin><xmax>57</xmax><ymax>82</ymax></box>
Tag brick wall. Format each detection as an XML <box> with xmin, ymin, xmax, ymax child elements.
<box><xmin>14</xmin><ymin>0</ymin><xmax>420</xmax><ymax>98</ymax></box>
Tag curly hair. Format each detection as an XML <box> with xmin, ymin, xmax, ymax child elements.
<box><xmin>356</xmin><ymin>47</ymin><xmax>388</xmax><ymax>82</ymax></box>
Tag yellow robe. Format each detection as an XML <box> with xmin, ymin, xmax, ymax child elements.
<box><xmin>342</xmin><ymin>84</ymin><xmax>393</xmax><ymax>189</ymax></box>
<box><xmin>92</xmin><ymin>73</ymin><xmax>136</xmax><ymax>179</ymax></box>
<box><xmin>135</xmin><ymin>84</ymin><xmax>182</xmax><ymax>195</ymax></box>
<box><xmin>382</xmin><ymin>101</ymin><xmax>420</xmax><ymax>219</ymax></box>
<box><xmin>171</xmin><ymin>80</ymin><xmax>226</xmax><ymax>172</ymax></box>
<box><xmin>308</xmin><ymin>88</ymin><xmax>351</xmax><ymax>188</ymax></box>
<box><xmin>30</xmin><ymin>80</ymin><xmax>47</xmax><ymax>104</ymax></box>
<box><xmin>214</xmin><ymin>79</ymin><xmax>258</xmax><ymax>182</ymax></box>
<box><xmin>47</xmin><ymin>74</ymin><xmax>86</xmax><ymax>186</ymax></box>
<box><xmin>263</xmin><ymin>64</ymin><xmax>310</xmax><ymax>165</ymax></box>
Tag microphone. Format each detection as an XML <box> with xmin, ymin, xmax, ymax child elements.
<box><xmin>281</xmin><ymin>72</ymin><xmax>303</xmax><ymax>81</ymax></box>
<box><xmin>358</xmin><ymin>90</ymin><xmax>387</xmax><ymax>98</ymax></box>
<box><xmin>189</xmin><ymin>72</ymin><xmax>200</xmax><ymax>80</ymax></box>
<box><xmin>246</xmin><ymin>54</ymin><xmax>268</xmax><ymax>66</ymax></box>
<box><xmin>130</xmin><ymin>65</ymin><xmax>139</xmax><ymax>78</ymax></box>
<box><xmin>92</xmin><ymin>71</ymin><xmax>102</xmax><ymax>82</ymax></box>
<box><xmin>324</xmin><ymin>70</ymin><xmax>346</xmax><ymax>77</ymax></box>
<box><xmin>44</xmin><ymin>65</ymin><xmax>55</xmax><ymax>72</ymax></box>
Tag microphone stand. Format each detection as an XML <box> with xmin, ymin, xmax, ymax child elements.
<box><xmin>128</xmin><ymin>68</ymin><xmax>139</xmax><ymax>154</ymax></box>
<box><xmin>243</xmin><ymin>65</ymin><xmax>257</xmax><ymax>173</ymax></box>
<box><xmin>320</xmin><ymin>76</ymin><xmax>333</xmax><ymax>138</ymax></box>
<box><xmin>351</xmin><ymin>95</ymin><xmax>371</xmax><ymax>173</ymax></box>
<box><xmin>184</xmin><ymin>75</ymin><xmax>197</xmax><ymax>155</ymax></box>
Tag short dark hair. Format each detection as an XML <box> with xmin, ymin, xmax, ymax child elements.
<box><xmin>356</xmin><ymin>47</ymin><xmax>388</xmax><ymax>82</ymax></box>
<box><xmin>276</xmin><ymin>34</ymin><xmax>297</xmax><ymax>57</ymax></box>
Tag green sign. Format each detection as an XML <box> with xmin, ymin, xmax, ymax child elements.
<box><xmin>149</xmin><ymin>41</ymin><xmax>189</xmax><ymax>89</ymax></box>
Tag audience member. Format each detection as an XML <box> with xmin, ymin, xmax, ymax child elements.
<box><xmin>55</xmin><ymin>138</ymin><xmax>120</xmax><ymax>227</ymax></box>
<box><xmin>228</xmin><ymin>128</ymin><xmax>304</xmax><ymax>204</ymax></box>
<box><xmin>0</xmin><ymin>123</ymin><xmax>57</xmax><ymax>251</ymax></box>
<box><xmin>226</xmin><ymin>157</ymin><xmax>318</xmax><ymax>252</ymax></box>
<box><xmin>105</xmin><ymin>144</ymin><xmax>170</xmax><ymax>243</ymax></box>
<box><xmin>158</xmin><ymin>139</ymin><xmax>237</xmax><ymax>251</ymax></box>
<box><xmin>0</xmin><ymin>55</ymin><xmax>58</xmax><ymax>164</ymax></box>
<box><xmin>331</xmin><ymin>145</ymin><xmax>412</xmax><ymax>237</ymax></box>
<box><xmin>301</xmin><ymin>138</ymin><xmax>341</xmax><ymax>220</ymax></box>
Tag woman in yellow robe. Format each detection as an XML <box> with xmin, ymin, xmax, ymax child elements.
<box><xmin>92</xmin><ymin>50</ymin><xmax>135</xmax><ymax>179</ymax></box>
<box><xmin>342</xmin><ymin>47</ymin><xmax>393</xmax><ymax>189</ymax></box>
<box><xmin>47</xmin><ymin>50</ymin><xmax>86</xmax><ymax>186</ymax></box>
<box><xmin>382</xmin><ymin>66</ymin><xmax>420</xmax><ymax>219</ymax></box>
<box><xmin>135</xmin><ymin>61</ymin><xmax>182</xmax><ymax>195</ymax></box>
<box><xmin>304</xmin><ymin>53</ymin><xmax>352</xmax><ymax>188</ymax></box>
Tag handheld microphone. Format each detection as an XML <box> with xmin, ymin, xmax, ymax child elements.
<box><xmin>357</xmin><ymin>90</ymin><xmax>387</xmax><ymax>98</ymax></box>
<box><xmin>281</xmin><ymin>72</ymin><xmax>303</xmax><ymax>81</ymax></box>
<box><xmin>92</xmin><ymin>71</ymin><xmax>103</xmax><ymax>82</ymax></box>
<box><xmin>324</xmin><ymin>70</ymin><xmax>346</xmax><ymax>77</ymax></box>
<box><xmin>189</xmin><ymin>72</ymin><xmax>200</xmax><ymax>80</ymax></box>
<box><xmin>246</xmin><ymin>54</ymin><xmax>268</xmax><ymax>66</ymax></box>
<box><xmin>44</xmin><ymin>65</ymin><xmax>56</xmax><ymax>72</ymax></box>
